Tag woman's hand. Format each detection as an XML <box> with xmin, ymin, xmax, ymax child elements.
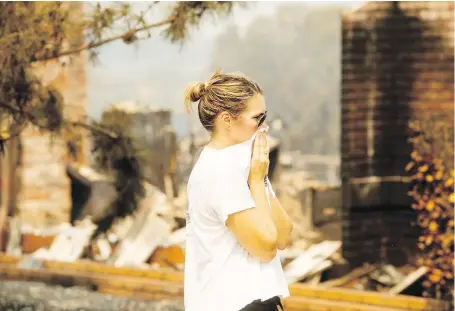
<box><xmin>248</xmin><ymin>132</ymin><xmax>269</xmax><ymax>186</ymax></box>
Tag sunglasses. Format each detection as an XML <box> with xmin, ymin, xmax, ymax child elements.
<box><xmin>257</xmin><ymin>111</ymin><xmax>267</xmax><ymax>128</ymax></box>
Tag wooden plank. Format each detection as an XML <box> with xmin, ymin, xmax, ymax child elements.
<box><xmin>43</xmin><ymin>259</ymin><xmax>184</xmax><ymax>282</ymax></box>
<box><xmin>6</xmin><ymin>217</ymin><xmax>22</xmax><ymax>256</ymax></box>
<box><xmin>111</xmin><ymin>213</ymin><xmax>171</xmax><ymax>267</ymax></box>
<box><xmin>283</xmin><ymin>296</ymin><xmax>408</xmax><ymax>311</ymax></box>
<box><xmin>389</xmin><ymin>267</ymin><xmax>428</xmax><ymax>295</ymax></box>
<box><xmin>0</xmin><ymin>253</ymin><xmax>20</xmax><ymax>264</ymax></box>
<box><xmin>307</xmin><ymin>260</ymin><xmax>333</xmax><ymax>276</ymax></box>
<box><xmin>302</xmin><ymin>260</ymin><xmax>333</xmax><ymax>285</ymax></box>
<box><xmin>21</xmin><ymin>232</ymin><xmax>56</xmax><ymax>254</ymax></box>
<box><xmin>149</xmin><ymin>245</ymin><xmax>185</xmax><ymax>269</ymax></box>
<box><xmin>0</xmin><ymin>252</ymin><xmax>185</xmax><ymax>281</ymax></box>
<box><xmin>320</xmin><ymin>264</ymin><xmax>378</xmax><ymax>288</ymax></box>
<box><xmin>289</xmin><ymin>283</ymin><xmax>449</xmax><ymax>311</ymax></box>
<box><xmin>284</xmin><ymin>241</ymin><xmax>341</xmax><ymax>284</ymax></box>
<box><xmin>43</xmin><ymin>219</ymin><xmax>96</xmax><ymax>262</ymax></box>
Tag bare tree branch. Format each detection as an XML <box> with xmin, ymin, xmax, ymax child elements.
<box><xmin>33</xmin><ymin>16</ymin><xmax>176</xmax><ymax>63</ymax></box>
<box><xmin>68</xmin><ymin>120</ymin><xmax>119</xmax><ymax>140</ymax></box>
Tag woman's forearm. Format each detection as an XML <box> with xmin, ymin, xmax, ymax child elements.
<box><xmin>250</xmin><ymin>182</ymin><xmax>277</xmax><ymax>235</ymax></box>
<box><xmin>269</xmin><ymin>195</ymin><xmax>293</xmax><ymax>249</ymax></box>
<box><xmin>249</xmin><ymin>182</ymin><xmax>278</xmax><ymax>255</ymax></box>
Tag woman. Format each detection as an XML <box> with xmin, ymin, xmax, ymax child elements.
<box><xmin>184</xmin><ymin>70</ymin><xmax>294</xmax><ymax>311</ymax></box>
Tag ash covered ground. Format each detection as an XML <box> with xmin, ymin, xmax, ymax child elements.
<box><xmin>0</xmin><ymin>281</ymin><xmax>184</xmax><ymax>311</ymax></box>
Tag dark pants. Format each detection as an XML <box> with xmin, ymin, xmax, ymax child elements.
<box><xmin>239</xmin><ymin>296</ymin><xmax>284</xmax><ymax>311</ymax></box>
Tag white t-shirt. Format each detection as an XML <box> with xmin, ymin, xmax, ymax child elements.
<box><xmin>184</xmin><ymin>137</ymin><xmax>290</xmax><ymax>311</ymax></box>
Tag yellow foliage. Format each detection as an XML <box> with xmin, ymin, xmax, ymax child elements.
<box><xmin>430</xmin><ymin>211</ymin><xmax>441</xmax><ymax>219</ymax></box>
<box><xmin>429</xmin><ymin>221</ymin><xmax>438</xmax><ymax>233</ymax></box>
<box><xmin>408</xmin><ymin>115</ymin><xmax>454</xmax><ymax>302</ymax></box>
<box><xmin>433</xmin><ymin>159</ymin><xmax>443</xmax><ymax>166</ymax></box>
<box><xmin>405</xmin><ymin>161</ymin><xmax>414</xmax><ymax>171</ymax></box>
<box><xmin>419</xmin><ymin>165</ymin><xmax>429</xmax><ymax>172</ymax></box>
<box><xmin>435</xmin><ymin>171</ymin><xmax>443</xmax><ymax>180</ymax></box>
<box><xmin>429</xmin><ymin>273</ymin><xmax>441</xmax><ymax>283</ymax></box>
<box><xmin>426</xmin><ymin>200</ymin><xmax>435</xmax><ymax>211</ymax></box>
<box><xmin>441</xmin><ymin>235</ymin><xmax>453</xmax><ymax>248</ymax></box>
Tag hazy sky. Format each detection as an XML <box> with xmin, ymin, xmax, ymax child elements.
<box><xmin>87</xmin><ymin>1</ymin><xmax>363</xmax><ymax>135</ymax></box>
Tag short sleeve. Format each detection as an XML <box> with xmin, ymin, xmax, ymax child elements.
<box><xmin>207</xmin><ymin>169</ymin><xmax>256</xmax><ymax>225</ymax></box>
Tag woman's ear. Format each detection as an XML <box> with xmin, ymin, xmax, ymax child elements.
<box><xmin>219</xmin><ymin>111</ymin><xmax>232</xmax><ymax>128</ymax></box>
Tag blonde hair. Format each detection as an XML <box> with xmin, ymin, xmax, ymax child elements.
<box><xmin>184</xmin><ymin>69</ymin><xmax>262</xmax><ymax>132</ymax></box>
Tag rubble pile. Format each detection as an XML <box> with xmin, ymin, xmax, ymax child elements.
<box><xmin>1</xmin><ymin>200</ymin><xmax>429</xmax><ymax>299</ymax></box>
<box><xmin>0</xmin><ymin>153</ymin><xmax>446</xmax><ymax>310</ymax></box>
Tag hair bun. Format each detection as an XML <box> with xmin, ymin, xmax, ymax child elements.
<box><xmin>189</xmin><ymin>82</ymin><xmax>207</xmax><ymax>102</ymax></box>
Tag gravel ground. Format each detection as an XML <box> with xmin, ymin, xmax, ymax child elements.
<box><xmin>0</xmin><ymin>281</ymin><xmax>184</xmax><ymax>311</ymax></box>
